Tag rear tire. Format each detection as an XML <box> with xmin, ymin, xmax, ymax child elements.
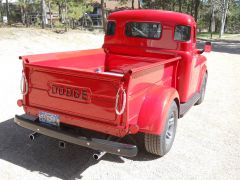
<box><xmin>195</xmin><ymin>73</ymin><xmax>208</xmax><ymax>105</ymax></box>
<box><xmin>144</xmin><ymin>102</ymin><xmax>178</xmax><ymax>156</ymax></box>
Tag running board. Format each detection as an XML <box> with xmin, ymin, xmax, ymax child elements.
<box><xmin>180</xmin><ymin>93</ymin><xmax>200</xmax><ymax>117</ymax></box>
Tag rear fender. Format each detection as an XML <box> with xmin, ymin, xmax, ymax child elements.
<box><xmin>138</xmin><ymin>86</ymin><xmax>179</xmax><ymax>135</ymax></box>
<box><xmin>197</xmin><ymin>64</ymin><xmax>207</xmax><ymax>92</ymax></box>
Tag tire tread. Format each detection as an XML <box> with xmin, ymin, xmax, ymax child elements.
<box><xmin>144</xmin><ymin>102</ymin><xmax>178</xmax><ymax>156</ymax></box>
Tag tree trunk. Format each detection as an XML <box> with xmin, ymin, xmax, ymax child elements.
<box><xmin>162</xmin><ymin>1</ymin><xmax>166</xmax><ymax>10</ymax></box>
<box><xmin>6</xmin><ymin>0</ymin><xmax>9</xmax><ymax>24</ymax></box>
<box><xmin>25</xmin><ymin>8</ymin><xmax>29</xmax><ymax>27</ymax></box>
<box><xmin>132</xmin><ymin>0</ymin><xmax>134</xmax><ymax>9</ymax></box>
<box><xmin>190</xmin><ymin>0</ymin><xmax>194</xmax><ymax>16</ymax></box>
<box><xmin>0</xmin><ymin>0</ymin><xmax>3</xmax><ymax>22</ymax></box>
<box><xmin>48</xmin><ymin>1</ymin><xmax>53</xmax><ymax>29</ymax></box>
<box><xmin>178</xmin><ymin>0</ymin><xmax>182</xmax><ymax>12</ymax></box>
<box><xmin>147</xmin><ymin>0</ymin><xmax>154</xmax><ymax>9</ymax></box>
<box><xmin>101</xmin><ymin>0</ymin><xmax>106</xmax><ymax>32</ymax></box>
<box><xmin>20</xmin><ymin>6</ymin><xmax>25</xmax><ymax>24</ymax></box>
<box><xmin>41</xmin><ymin>0</ymin><xmax>46</xmax><ymax>29</ymax></box>
<box><xmin>138</xmin><ymin>0</ymin><xmax>141</xmax><ymax>9</ymax></box>
<box><xmin>172</xmin><ymin>1</ymin><xmax>176</xmax><ymax>11</ymax></box>
<box><xmin>64</xmin><ymin>0</ymin><xmax>68</xmax><ymax>31</ymax></box>
<box><xmin>210</xmin><ymin>0</ymin><xmax>215</xmax><ymax>39</ymax></box>
<box><xmin>219</xmin><ymin>0</ymin><xmax>229</xmax><ymax>38</ymax></box>
<box><xmin>194</xmin><ymin>0</ymin><xmax>200</xmax><ymax>22</ymax></box>
<box><xmin>58</xmin><ymin>3</ymin><xmax>62</xmax><ymax>22</ymax></box>
<box><xmin>187</xmin><ymin>3</ymin><xmax>190</xmax><ymax>14</ymax></box>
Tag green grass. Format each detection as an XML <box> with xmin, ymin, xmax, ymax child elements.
<box><xmin>197</xmin><ymin>32</ymin><xmax>240</xmax><ymax>40</ymax></box>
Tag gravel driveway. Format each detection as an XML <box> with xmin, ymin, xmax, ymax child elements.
<box><xmin>0</xmin><ymin>28</ymin><xmax>239</xmax><ymax>180</ymax></box>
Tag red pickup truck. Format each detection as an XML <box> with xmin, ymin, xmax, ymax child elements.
<box><xmin>15</xmin><ymin>10</ymin><xmax>211</xmax><ymax>159</ymax></box>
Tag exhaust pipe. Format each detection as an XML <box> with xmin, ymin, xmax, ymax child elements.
<box><xmin>29</xmin><ymin>132</ymin><xmax>39</xmax><ymax>141</ymax></box>
<box><xmin>93</xmin><ymin>136</ymin><xmax>111</xmax><ymax>160</ymax></box>
<box><xmin>59</xmin><ymin>141</ymin><xmax>66</xmax><ymax>149</ymax></box>
<box><xmin>93</xmin><ymin>151</ymin><xmax>106</xmax><ymax>160</ymax></box>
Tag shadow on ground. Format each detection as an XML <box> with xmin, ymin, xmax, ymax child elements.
<box><xmin>0</xmin><ymin>119</ymin><xmax>157</xmax><ymax>179</ymax></box>
<box><xmin>197</xmin><ymin>40</ymin><xmax>240</xmax><ymax>55</ymax></box>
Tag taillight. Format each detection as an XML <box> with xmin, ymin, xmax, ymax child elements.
<box><xmin>17</xmin><ymin>99</ymin><xmax>23</xmax><ymax>107</ymax></box>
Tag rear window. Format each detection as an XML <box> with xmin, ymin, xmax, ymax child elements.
<box><xmin>125</xmin><ymin>22</ymin><xmax>161</xmax><ymax>39</ymax></box>
<box><xmin>106</xmin><ymin>21</ymin><xmax>116</xmax><ymax>36</ymax></box>
<box><xmin>174</xmin><ymin>25</ymin><xmax>191</xmax><ymax>41</ymax></box>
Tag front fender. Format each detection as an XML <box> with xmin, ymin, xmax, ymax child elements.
<box><xmin>138</xmin><ymin>86</ymin><xmax>179</xmax><ymax>135</ymax></box>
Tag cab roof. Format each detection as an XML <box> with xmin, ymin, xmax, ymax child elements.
<box><xmin>108</xmin><ymin>10</ymin><xmax>195</xmax><ymax>26</ymax></box>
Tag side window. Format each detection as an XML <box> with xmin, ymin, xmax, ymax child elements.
<box><xmin>106</xmin><ymin>21</ymin><xmax>116</xmax><ymax>36</ymax></box>
<box><xmin>125</xmin><ymin>22</ymin><xmax>162</xmax><ymax>39</ymax></box>
<box><xmin>174</xmin><ymin>25</ymin><xmax>191</xmax><ymax>41</ymax></box>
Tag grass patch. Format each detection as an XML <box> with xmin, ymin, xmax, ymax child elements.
<box><xmin>197</xmin><ymin>32</ymin><xmax>240</xmax><ymax>40</ymax></box>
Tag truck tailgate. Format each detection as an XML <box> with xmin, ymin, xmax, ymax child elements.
<box><xmin>25</xmin><ymin>66</ymin><xmax>124</xmax><ymax>124</ymax></box>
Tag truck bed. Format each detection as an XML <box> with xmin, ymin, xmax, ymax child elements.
<box><xmin>20</xmin><ymin>49</ymin><xmax>181</xmax><ymax>136</ymax></box>
<box><xmin>21</xmin><ymin>49</ymin><xmax>177</xmax><ymax>74</ymax></box>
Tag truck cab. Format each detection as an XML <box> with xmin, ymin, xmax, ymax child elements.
<box><xmin>105</xmin><ymin>10</ymin><xmax>208</xmax><ymax>104</ymax></box>
<box><xmin>15</xmin><ymin>10</ymin><xmax>211</xmax><ymax>158</ymax></box>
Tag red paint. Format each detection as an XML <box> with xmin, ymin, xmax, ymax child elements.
<box><xmin>17</xmin><ymin>99</ymin><xmax>23</xmax><ymax>107</ymax></box>
<box><xmin>18</xmin><ymin>10</ymin><xmax>210</xmax><ymax>137</ymax></box>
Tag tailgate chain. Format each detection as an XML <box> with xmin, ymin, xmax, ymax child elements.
<box><xmin>20</xmin><ymin>71</ymin><xmax>28</xmax><ymax>96</ymax></box>
<box><xmin>115</xmin><ymin>86</ymin><xmax>126</xmax><ymax>115</ymax></box>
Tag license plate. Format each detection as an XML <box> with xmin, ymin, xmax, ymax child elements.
<box><xmin>39</xmin><ymin>112</ymin><xmax>60</xmax><ymax>126</ymax></box>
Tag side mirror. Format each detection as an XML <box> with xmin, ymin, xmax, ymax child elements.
<box><xmin>198</xmin><ymin>41</ymin><xmax>212</xmax><ymax>54</ymax></box>
<box><xmin>204</xmin><ymin>41</ymin><xmax>212</xmax><ymax>53</ymax></box>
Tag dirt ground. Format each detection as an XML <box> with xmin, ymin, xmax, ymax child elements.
<box><xmin>0</xmin><ymin>28</ymin><xmax>240</xmax><ymax>180</ymax></box>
